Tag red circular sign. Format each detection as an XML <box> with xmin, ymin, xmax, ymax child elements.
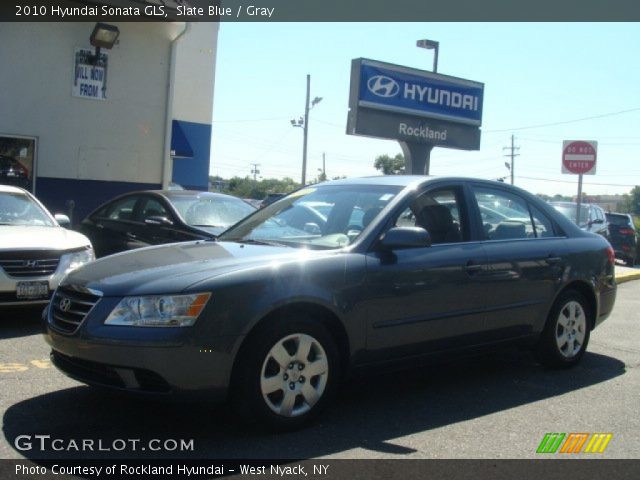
<box><xmin>562</xmin><ymin>141</ymin><xmax>597</xmax><ymax>174</ymax></box>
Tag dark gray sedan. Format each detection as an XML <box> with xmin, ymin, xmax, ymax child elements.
<box><xmin>44</xmin><ymin>176</ymin><xmax>616</xmax><ymax>430</ymax></box>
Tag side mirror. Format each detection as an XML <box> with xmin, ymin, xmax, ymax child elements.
<box><xmin>145</xmin><ymin>216</ymin><xmax>173</xmax><ymax>226</ymax></box>
<box><xmin>54</xmin><ymin>214</ymin><xmax>71</xmax><ymax>227</ymax></box>
<box><xmin>304</xmin><ymin>222</ymin><xmax>321</xmax><ymax>235</ymax></box>
<box><xmin>380</xmin><ymin>227</ymin><xmax>431</xmax><ymax>249</ymax></box>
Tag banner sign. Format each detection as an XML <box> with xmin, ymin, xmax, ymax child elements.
<box><xmin>355</xmin><ymin>59</ymin><xmax>484</xmax><ymax>126</ymax></box>
<box><xmin>72</xmin><ymin>48</ymin><xmax>108</xmax><ymax>101</ymax></box>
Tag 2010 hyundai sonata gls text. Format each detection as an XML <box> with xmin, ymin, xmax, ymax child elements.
<box><xmin>44</xmin><ymin>176</ymin><xmax>616</xmax><ymax>429</ymax></box>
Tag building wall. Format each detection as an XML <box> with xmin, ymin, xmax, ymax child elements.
<box><xmin>0</xmin><ymin>22</ymin><xmax>218</xmax><ymax>222</ymax></box>
<box><xmin>170</xmin><ymin>22</ymin><xmax>218</xmax><ymax>191</ymax></box>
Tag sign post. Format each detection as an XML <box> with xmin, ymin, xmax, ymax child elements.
<box><xmin>561</xmin><ymin>140</ymin><xmax>597</xmax><ymax>225</ymax></box>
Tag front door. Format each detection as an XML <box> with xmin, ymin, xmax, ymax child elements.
<box><xmin>363</xmin><ymin>185</ymin><xmax>488</xmax><ymax>362</ymax></box>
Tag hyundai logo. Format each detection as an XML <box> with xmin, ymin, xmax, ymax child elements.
<box><xmin>59</xmin><ymin>298</ymin><xmax>72</xmax><ymax>313</ymax></box>
<box><xmin>24</xmin><ymin>260</ymin><xmax>38</xmax><ymax>268</ymax></box>
<box><xmin>367</xmin><ymin>75</ymin><xmax>400</xmax><ymax>98</ymax></box>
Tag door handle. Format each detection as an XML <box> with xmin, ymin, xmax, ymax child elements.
<box><xmin>126</xmin><ymin>232</ymin><xmax>137</xmax><ymax>240</ymax></box>
<box><xmin>546</xmin><ymin>255</ymin><xmax>562</xmax><ymax>265</ymax></box>
<box><xmin>465</xmin><ymin>262</ymin><xmax>483</xmax><ymax>274</ymax></box>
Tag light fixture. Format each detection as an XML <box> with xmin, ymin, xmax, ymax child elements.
<box><xmin>89</xmin><ymin>23</ymin><xmax>120</xmax><ymax>64</ymax></box>
<box><xmin>416</xmin><ymin>39</ymin><xmax>439</xmax><ymax>73</ymax></box>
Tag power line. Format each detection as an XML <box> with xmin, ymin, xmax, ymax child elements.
<box><xmin>517</xmin><ymin>176</ymin><xmax>639</xmax><ymax>188</ymax></box>
<box><xmin>485</xmin><ymin>107</ymin><xmax>640</xmax><ymax>133</ymax></box>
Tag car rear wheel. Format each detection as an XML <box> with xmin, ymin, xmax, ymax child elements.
<box><xmin>536</xmin><ymin>290</ymin><xmax>591</xmax><ymax>368</ymax></box>
<box><xmin>232</xmin><ymin>315</ymin><xmax>339</xmax><ymax>430</ymax></box>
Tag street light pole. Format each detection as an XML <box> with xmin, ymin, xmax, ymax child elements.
<box><xmin>302</xmin><ymin>74</ymin><xmax>311</xmax><ymax>185</ymax></box>
<box><xmin>416</xmin><ymin>39</ymin><xmax>439</xmax><ymax>73</ymax></box>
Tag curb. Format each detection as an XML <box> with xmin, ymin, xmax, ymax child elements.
<box><xmin>616</xmin><ymin>271</ymin><xmax>640</xmax><ymax>285</ymax></box>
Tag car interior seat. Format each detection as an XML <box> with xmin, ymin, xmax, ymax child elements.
<box><xmin>415</xmin><ymin>204</ymin><xmax>461</xmax><ymax>244</ymax></box>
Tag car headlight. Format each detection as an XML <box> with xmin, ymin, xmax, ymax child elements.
<box><xmin>104</xmin><ymin>293</ymin><xmax>211</xmax><ymax>327</ymax></box>
<box><xmin>58</xmin><ymin>247</ymin><xmax>95</xmax><ymax>276</ymax></box>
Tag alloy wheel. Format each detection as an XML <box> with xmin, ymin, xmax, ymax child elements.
<box><xmin>555</xmin><ymin>300</ymin><xmax>587</xmax><ymax>358</ymax></box>
<box><xmin>260</xmin><ymin>333</ymin><xmax>329</xmax><ymax>417</ymax></box>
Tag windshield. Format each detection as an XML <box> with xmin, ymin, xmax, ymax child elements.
<box><xmin>606</xmin><ymin>214</ymin><xmax>632</xmax><ymax>227</ymax></box>
<box><xmin>552</xmin><ymin>204</ymin><xmax>589</xmax><ymax>227</ymax></box>
<box><xmin>219</xmin><ymin>184</ymin><xmax>403</xmax><ymax>249</ymax></box>
<box><xmin>169</xmin><ymin>194</ymin><xmax>255</xmax><ymax>229</ymax></box>
<box><xmin>0</xmin><ymin>192</ymin><xmax>55</xmax><ymax>226</ymax></box>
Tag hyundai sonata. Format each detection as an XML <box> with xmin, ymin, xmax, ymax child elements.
<box><xmin>44</xmin><ymin>177</ymin><xmax>616</xmax><ymax>429</ymax></box>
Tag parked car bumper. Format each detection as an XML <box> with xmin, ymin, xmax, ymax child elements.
<box><xmin>43</xmin><ymin>304</ymin><xmax>240</xmax><ymax>400</ymax></box>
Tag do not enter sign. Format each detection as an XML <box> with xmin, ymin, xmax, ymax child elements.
<box><xmin>562</xmin><ymin>140</ymin><xmax>597</xmax><ymax>175</ymax></box>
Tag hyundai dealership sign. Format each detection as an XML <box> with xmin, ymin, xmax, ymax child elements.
<box><xmin>359</xmin><ymin>61</ymin><xmax>483</xmax><ymax>126</ymax></box>
<box><xmin>347</xmin><ymin>58</ymin><xmax>484</xmax><ymax>150</ymax></box>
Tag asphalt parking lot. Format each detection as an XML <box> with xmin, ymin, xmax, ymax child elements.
<box><xmin>1</xmin><ymin>280</ymin><xmax>639</xmax><ymax>460</ymax></box>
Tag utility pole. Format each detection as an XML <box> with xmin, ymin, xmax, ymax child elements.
<box><xmin>503</xmin><ymin>134</ymin><xmax>520</xmax><ymax>185</ymax></box>
<box><xmin>302</xmin><ymin>74</ymin><xmax>311</xmax><ymax>186</ymax></box>
<box><xmin>250</xmin><ymin>163</ymin><xmax>260</xmax><ymax>182</ymax></box>
<box><xmin>291</xmin><ymin>75</ymin><xmax>322</xmax><ymax>186</ymax></box>
<box><xmin>322</xmin><ymin>152</ymin><xmax>326</xmax><ymax>179</ymax></box>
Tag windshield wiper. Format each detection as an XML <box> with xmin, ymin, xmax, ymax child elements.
<box><xmin>233</xmin><ymin>238</ymin><xmax>288</xmax><ymax>247</ymax></box>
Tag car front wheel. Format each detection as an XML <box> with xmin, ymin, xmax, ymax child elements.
<box><xmin>536</xmin><ymin>290</ymin><xmax>591</xmax><ymax>368</ymax></box>
<box><xmin>232</xmin><ymin>316</ymin><xmax>339</xmax><ymax>430</ymax></box>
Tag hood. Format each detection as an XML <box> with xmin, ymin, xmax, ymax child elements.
<box><xmin>0</xmin><ymin>226</ymin><xmax>91</xmax><ymax>251</ymax></box>
<box><xmin>63</xmin><ymin>241</ymin><xmax>328</xmax><ymax>296</ymax></box>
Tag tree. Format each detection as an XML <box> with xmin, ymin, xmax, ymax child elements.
<box><xmin>210</xmin><ymin>175</ymin><xmax>300</xmax><ymax>200</ymax></box>
<box><xmin>631</xmin><ymin>186</ymin><xmax>640</xmax><ymax>215</ymax></box>
<box><xmin>374</xmin><ymin>154</ymin><xmax>405</xmax><ymax>175</ymax></box>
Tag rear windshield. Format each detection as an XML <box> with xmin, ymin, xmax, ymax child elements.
<box><xmin>606</xmin><ymin>214</ymin><xmax>633</xmax><ymax>227</ymax></box>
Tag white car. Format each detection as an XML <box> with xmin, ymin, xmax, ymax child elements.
<box><xmin>0</xmin><ymin>185</ymin><xmax>94</xmax><ymax>307</ymax></box>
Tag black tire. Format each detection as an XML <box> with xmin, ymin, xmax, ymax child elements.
<box><xmin>231</xmin><ymin>314</ymin><xmax>340</xmax><ymax>431</ymax></box>
<box><xmin>535</xmin><ymin>290</ymin><xmax>591</xmax><ymax>368</ymax></box>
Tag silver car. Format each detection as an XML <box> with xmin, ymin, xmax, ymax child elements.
<box><xmin>0</xmin><ymin>185</ymin><xmax>94</xmax><ymax>308</ymax></box>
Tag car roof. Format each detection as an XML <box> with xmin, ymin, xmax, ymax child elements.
<box><xmin>0</xmin><ymin>184</ymin><xmax>28</xmax><ymax>194</ymax></box>
<box><xmin>606</xmin><ymin>212</ymin><xmax>629</xmax><ymax>217</ymax></box>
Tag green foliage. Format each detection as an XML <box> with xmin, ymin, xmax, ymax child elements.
<box><xmin>630</xmin><ymin>186</ymin><xmax>640</xmax><ymax>215</ymax></box>
<box><xmin>209</xmin><ymin>176</ymin><xmax>300</xmax><ymax>200</ymax></box>
<box><xmin>374</xmin><ymin>154</ymin><xmax>405</xmax><ymax>175</ymax></box>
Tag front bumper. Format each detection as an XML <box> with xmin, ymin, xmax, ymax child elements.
<box><xmin>43</xmin><ymin>296</ymin><xmax>242</xmax><ymax>401</ymax></box>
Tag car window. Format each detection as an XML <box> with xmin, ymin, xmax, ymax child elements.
<box><xmin>551</xmin><ymin>203</ymin><xmax>589</xmax><ymax>227</ymax></box>
<box><xmin>530</xmin><ymin>205</ymin><xmax>557</xmax><ymax>238</ymax></box>
<box><xmin>141</xmin><ymin>197</ymin><xmax>171</xmax><ymax>221</ymax></box>
<box><xmin>394</xmin><ymin>188</ymin><xmax>466</xmax><ymax>244</ymax></box>
<box><xmin>473</xmin><ymin>186</ymin><xmax>533</xmax><ymax>240</ymax></box>
<box><xmin>0</xmin><ymin>192</ymin><xmax>55</xmax><ymax>226</ymax></box>
<box><xmin>106</xmin><ymin>196</ymin><xmax>139</xmax><ymax>221</ymax></box>
<box><xmin>606</xmin><ymin>214</ymin><xmax>633</xmax><ymax>227</ymax></box>
<box><xmin>219</xmin><ymin>184</ymin><xmax>402</xmax><ymax>249</ymax></box>
<box><xmin>169</xmin><ymin>194</ymin><xmax>254</xmax><ymax>228</ymax></box>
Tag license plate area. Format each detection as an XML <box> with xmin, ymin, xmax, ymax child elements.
<box><xmin>16</xmin><ymin>281</ymin><xmax>49</xmax><ymax>300</ymax></box>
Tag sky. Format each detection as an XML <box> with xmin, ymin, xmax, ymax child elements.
<box><xmin>210</xmin><ymin>23</ymin><xmax>640</xmax><ymax>197</ymax></box>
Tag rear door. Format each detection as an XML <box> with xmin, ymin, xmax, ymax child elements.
<box><xmin>470</xmin><ymin>183</ymin><xmax>567</xmax><ymax>339</ymax></box>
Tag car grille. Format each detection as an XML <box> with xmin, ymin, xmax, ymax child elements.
<box><xmin>49</xmin><ymin>286</ymin><xmax>101</xmax><ymax>334</ymax></box>
<box><xmin>0</xmin><ymin>253</ymin><xmax>60</xmax><ymax>278</ymax></box>
<box><xmin>51</xmin><ymin>351</ymin><xmax>172</xmax><ymax>393</ymax></box>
